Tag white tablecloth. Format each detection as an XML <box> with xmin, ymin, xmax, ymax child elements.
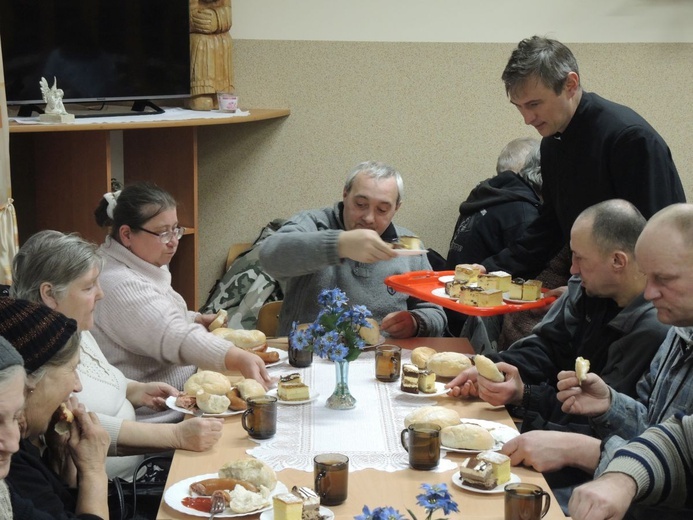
<box><xmin>248</xmin><ymin>352</ymin><xmax>457</xmax><ymax>474</ymax></box>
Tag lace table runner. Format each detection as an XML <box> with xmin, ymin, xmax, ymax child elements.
<box><xmin>248</xmin><ymin>352</ymin><xmax>457</xmax><ymax>473</ymax></box>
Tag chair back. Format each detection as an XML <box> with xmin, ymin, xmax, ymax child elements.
<box><xmin>256</xmin><ymin>300</ymin><xmax>283</xmax><ymax>337</ymax></box>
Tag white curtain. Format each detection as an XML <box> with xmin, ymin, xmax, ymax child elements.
<box><xmin>0</xmin><ymin>38</ymin><xmax>18</xmax><ymax>285</ymax></box>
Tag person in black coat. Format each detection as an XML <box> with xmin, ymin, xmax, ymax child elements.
<box><xmin>445</xmin><ymin>137</ymin><xmax>541</xmax><ymax>336</ymax></box>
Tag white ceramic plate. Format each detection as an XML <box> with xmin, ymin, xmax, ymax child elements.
<box><xmin>451</xmin><ymin>471</ymin><xmax>521</xmax><ymax>494</ymax></box>
<box><xmin>164</xmin><ymin>473</ymin><xmax>288</xmax><ymax>517</ymax></box>
<box><xmin>265</xmin><ymin>348</ymin><xmax>289</xmax><ymax>368</ymax></box>
<box><xmin>399</xmin><ymin>381</ymin><xmax>450</xmax><ymax>398</ymax></box>
<box><xmin>502</xmin><ymin>292</ymin><xmax>543</xmax><ymax>304</ymax></box>
<box><xmin>431</xmin><ymin>287</ymin><xmax>456</xmax><ymax>300</ymax></box>
<box><xmin>260</xmin><ymin>506</ymin><xmax>334</xmax><ymax>520</ymax></box>
<box><xmin>438</xmin><ymin>275</ymin><xmax>454</xmax><ymax>284</ymax></box>
<box><xmin>165</xmin><ymin>396</ymin><xmax>243</xmax><ymax>418</ymax></box>
<box><xmin>444</xmin><ymin>419</ymin><xmax>519</xmax><ymax>453</ymax></box>
<box><xmin>267</xmin><ymin>388</ymin><xmax>319</xmax><ymax>405</ymax></box>
<box><xmin>393</xmin><ymin>249</ymin><xmax>428</xmax><ymax>257</ymax></box>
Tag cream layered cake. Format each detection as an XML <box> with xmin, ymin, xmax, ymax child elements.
<box><xmin>277</xmin><ymin>373</ymin><xmax>310</xmax><ymax>401</ymax></box>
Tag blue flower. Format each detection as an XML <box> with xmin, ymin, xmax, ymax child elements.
<box><xmin>355</xmin><ymin>505</ymin><xmax>406</xmax><ymax>520</ymax></box>
<box><xmin>356</xmin><ymin>483</ymin><xmax>458</xmax><ymax>520</ymax></box>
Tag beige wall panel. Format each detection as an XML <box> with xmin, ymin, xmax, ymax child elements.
<box><xmin>197</xmin><ymin>41</ymin><xmax>693</xmax><ymax>305</ymax></box>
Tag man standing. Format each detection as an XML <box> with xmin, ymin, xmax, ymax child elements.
<box><xmin>483</xmin><ymin>36</ymin><xmax>684</xmax><ymax>278</ymax></box>
<box><xmin>259</xmin><ymin>161</ymin><xmax>446</xmax><ymax>338</ymax></box>
<box><xmin>555</xmin><ymin>203</ymin><xmax>693</xmax><ymax>520</ymax></box>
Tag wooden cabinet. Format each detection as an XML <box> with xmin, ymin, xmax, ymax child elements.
<box><xmin>9</xmin><ymin>108</ymin><xmax>289</xmax><ymax>308</ymax></box>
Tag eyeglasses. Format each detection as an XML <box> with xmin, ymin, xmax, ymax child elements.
<box><xmin>133</xmin><ymin>226</ymin><xmax>185</xmax><ymax>244</ymax></box>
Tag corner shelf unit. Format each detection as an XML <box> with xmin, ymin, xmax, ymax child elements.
<box><xmin>9</xmin><ymin>108</ymin><xmax>290</xmax><ymax>309</ymax></box>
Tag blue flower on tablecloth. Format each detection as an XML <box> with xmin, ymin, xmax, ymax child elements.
<box><xmin>356</xmin><ymin>483</ymin><xmax>459</xmax><ymax>520</ymax></box>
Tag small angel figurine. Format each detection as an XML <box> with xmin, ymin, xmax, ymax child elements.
<box><xmin>38</xmin><ymin>77</ymin><xmax>74</xmax><ymax>122</ymax></box>
<box><xmin>39</xmin><ymin>77</ymin><xmax>68</xmax><ymax>115</ymax></box>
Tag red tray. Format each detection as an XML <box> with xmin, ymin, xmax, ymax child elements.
<box><xmin>384</xmin><ymin>270</ymin><xmax>555</xmax><ymax>317</ymax></box>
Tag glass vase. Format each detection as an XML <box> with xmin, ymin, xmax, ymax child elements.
<box><xmin>326</xmin><ymin>360</ymin><xmax>356</xmax><ymax>410</ymax></box>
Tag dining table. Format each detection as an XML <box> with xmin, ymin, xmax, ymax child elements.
<box><xmin>156</xmin><ymin>337</ymin><xmax>567</xmax><ymax>520</ymax></box>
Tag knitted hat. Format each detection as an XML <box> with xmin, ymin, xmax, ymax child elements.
<box><xmin>0</xmin><ymin>336</ymin><xmax>23</xmax><ymax>372</ymax></box>
<box><xmin>0</xmin><ymin>298</ymin><xmax>78</xmax><ymax>373</ymax></box>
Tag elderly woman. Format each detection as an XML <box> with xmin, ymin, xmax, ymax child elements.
<box><xmin>92</xmin><ymin>182</ymin><xmax>271</xmax><ymax>422</ymax></box>
<box><xmin>0</xmin><ymin>298</ymin><xmax>110</xmax><ymax>519</ymax></box>
<box><xmin>11</xmin><ymin>230</ymin><xmax>224</xmax><ymax>480</ymax></box>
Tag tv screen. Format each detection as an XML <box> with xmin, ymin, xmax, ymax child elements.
<box><xmin>0</xmin><ymin>0</ymin><xmax>191</xmax><ymax>107</ymax></box>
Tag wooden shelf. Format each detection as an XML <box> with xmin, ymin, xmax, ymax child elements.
<box><xmin>8</xmin><ymin>108</ymin><xmax>290</xmax><ymax>309</ymax></box>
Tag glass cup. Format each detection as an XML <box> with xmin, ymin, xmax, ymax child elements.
<box><xmin>313</xmin><ymin>453</ymin><xmax>349</xmax><ymax>506</ymax></box>
<box><xmin>241</xmin><ymin>395</ymin><xmax>277</xmax><ymax>439</ymax></box>
<box><xmin>400</xmin><ymin>422</ymin><xmax>441</xmax><ymax>470</ymax></box>
<box><xmin>504</xmin><ymin>483</ymin><xmax>551</xmax><ymax>520</ymax></box>
<box><xmin>289</xmin><ymin>323</ymin><xmax>313</xmax><ymax>367</ymax></box>
<box><xmin>374</xmin><ymin>344</ymin><xmax>401</xmax><ymax>382</ymax></box>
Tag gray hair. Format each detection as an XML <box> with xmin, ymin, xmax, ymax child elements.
<box><xmin>515</xmin><ymin>143</ymin><xmax>542</xmax><ymax>194</ymax></box>
<box><xmin>577</xmin><ymin>199</ymin><xmax>646</xmax><ymax>255</ymax></box>
<box><xmin>496</xmin><ymin>137</ymin><xmax>540</xmax><ymax>175</ymax></box>
<box><xmin>0</xmin><ymin>364</ymin><xmax>25</xmax><ymax>389</ymax></box>
<box><xmin>502</xmin><ymin>36</ymin><xmax>580</xmax><ymax>97</ymax></box>
<box><xmin>344</xmin><ymin>161</ymin><xmax>404</xmax><ymax>205</ymax></box>
<box><xmin>11</xmin><ymin>230</ymin><xmax>103</xmax><ymax>303</ymax></box>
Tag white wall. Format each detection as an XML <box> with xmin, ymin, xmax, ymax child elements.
<box><xmin>231</xmin><ymin>0</ymin><xmax>693</xmax><ymax>43</ymax></box>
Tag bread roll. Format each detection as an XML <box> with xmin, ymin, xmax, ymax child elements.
<box><xmin>55</xmin><ymin>403</ymin><xmax>74</xmax><ymax>435</ymax></box>
<box><xmin>208</xmin><ymin>309</ymin><xmax>228</xmax><ymax>332</ymax></box>
<box><xmin>184</xmin><ymin>370</ymin><xmax>232</xmax><ymax>396</ymax></box>
<box><xmin>358</xmin><ymin>318</ymin><xmax>380</xmax><ymax>345</ymax></box>
<box><xmin>576</xmin><ymin>356</ymin><xmax>590</xmax><ymax>385</ymax></box>
<box><xmin>426</xmin><ymin>352</ymin><xmax>472</xmax><ymax>378</ymax></box>
<box><xmin>404</xmin><ymin>406</ymin><xmax>460</xmax><ymax>429</ymax></box>
<box><xmin>441</xmin><ymin>423</ymin><xmax>495</xmax><ymax>450</ymax></box>
<box><xmin>474</xmin><ymin>354</ymin><xmax>504</xmax><ymax>382</ymax></box>
<box><xmin>212</xmin><ymin>328</ymin><xmax>267</xmax><ymax>350</ymax></box>
<box><xmin>219</xmin><ymin>458</ymin><xmax>277</xmax><ymax>491</ymax></box>
<box><xmin>411</xmin><ymin>346</ymin><xmax>437</xmax><ymax>370</ymax></box>
<box><xmin>236</xmin><ymin>379</ymin><xmax>266</xmax><ymax>400</ymax></box>
<box><xmin>196</xmin><ymin>390</ymin><xmax>231</xmax><ymax>414</ymax></box>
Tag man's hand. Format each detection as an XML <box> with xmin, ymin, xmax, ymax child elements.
<box><xmin>127</xmin><ymin>381</ymin><xmax>179</xmax><ymax>410</ymax></box>
<box><xmin>501</xmin><ymin>431</ymin><xmax>601</xmax><ymax>473</ymax></box>
<box><xmin>569</xmin><ymin>472</ymin><xmax>637</xmax><ymax>520</ymax></box>
<box><xmin>476</xmin><ymin>362</ymin><xmax>523</xmax><ymax>406</ymax></box>
<box><xmin>381</xmin><ymin>311</ymin><xmax>416</xmax><ymax>338</ymax></box>
<box><xmin>174</xmin><ymin>417</ymin><xmax>224</xmax><ymax>452</ymax></box>
<box><xmin>337</xmin><ymin>229</ymin><xmax>397</xmax><ymax>263</ymax></box>
<box><xmin>556</xmin><ymin>370</ymin><xmax>611</xmax><ymax>416</ymax></box>
<box><xmin>225</xmin><ymin>348</ymin><xmax>274</xmax><ymax>389</ymax></box>
<box><xmin>445</xmin><ymin>366</ymin><xmax>479</xmax><ymax>398</ymax></box>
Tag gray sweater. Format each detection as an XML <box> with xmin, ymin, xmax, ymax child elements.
<box><xmin>259</xmin><ymin>203</ymin><xmax>446</xmax><ymax>336</ymax></box>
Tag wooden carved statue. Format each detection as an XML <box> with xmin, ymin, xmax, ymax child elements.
<box><xmin>187</xmin><ymin>0</ymin><xmax>234</xmax><ymax>111</ymax></box>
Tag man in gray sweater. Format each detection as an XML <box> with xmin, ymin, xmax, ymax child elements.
<box><xmin>259</xmin><ymin>161</ymin><xmax>446</xmax><ymax>338</ymax></box>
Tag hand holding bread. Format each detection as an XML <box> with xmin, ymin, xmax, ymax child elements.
<box><xmin>474</xmin><ymin>354</ymin><xmax>505</xmax><ymax>382</ymax></box>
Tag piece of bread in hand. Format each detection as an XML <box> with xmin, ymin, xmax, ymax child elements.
<box><xmin>55</xmin><ymin>403</ymin><xmax>74</xmax><ymax>435</ymax></box>
<box><xmin>575</xmin><ymin>356</ymin><xmax>590</xmax><ymax>385</ymax></box>
<box><xmin>474</xmin><ymin>354</ymin><xmax>504</xmax><ymax>382</ymax></box>
<box><xmin>211</xmin><ymin>328</ymin><xmax>267</xmax><ymax>350</ymax></box>
<box><xmin>208</xmin><ymin>309</ymin><xmax>228</xmax><ymax>331</ymax></box>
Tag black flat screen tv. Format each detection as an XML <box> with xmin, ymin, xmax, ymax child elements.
<box><xmin>0</xmin><ymin>0</ymin><xmax>190</xmax><ymax>115</ymax></box>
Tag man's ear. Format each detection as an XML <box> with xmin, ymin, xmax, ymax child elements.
<box><xmin>612</xmin><ymin>251</ymin><xmax>628</xmax><ymax>271</ymax></box>
<box><xmin>564</xmin><ymin>71</ymin><xmax>580</xmax><ymax>97</ymax></box>
<box><xmin>395</xmin><ymin>200</ymin><xmax>402</xmax><ymax>212</ymax></box>
<box><xmin>39</xmin><ymin>282</ymin><xmax>58</xmax><ymax>309</ymax></box>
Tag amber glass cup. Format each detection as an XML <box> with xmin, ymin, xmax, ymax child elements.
<box><xmin>504</xmin><ymin>483</ymin><xmax>551</xmax><ymax>520</ymax></box>
<box><xmin>375</xmin><ymin>344</ymin><xmax>401</xmax><ymax>382</ymax></box>
<box><xmin>314</xmin><ymin>453</ymin><xmax>349</xmax><ymax>506</ymax></box>
<box><xmin>400</xmin><ymin>422</ymin><xmax>441</xmax><ymax>470</ymax></box>
<box><xmin>241</xmin><ymin>395</ymin><xmax>277</xmax><ymax>439</ymax></box>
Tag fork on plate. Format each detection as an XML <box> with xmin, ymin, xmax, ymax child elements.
<box><xmin>209</xmin><ymin>490</ymin><xmax>226</xmax><ymax>519</ymax></box>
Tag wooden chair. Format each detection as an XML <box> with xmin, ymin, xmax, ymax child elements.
<box><xmin>256</xmin><ymin>300</ymin><xmax>283</xmax><ymax>338</ymax></box>
<box><xmin>225</xmin><ymin>242</ymin><xmax>253</xmax><ymax>271</ymax></box>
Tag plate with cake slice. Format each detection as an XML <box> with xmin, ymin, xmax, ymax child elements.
<box><xmin>452</xmin><ymin>471</ymin><xmax>521</xmax><ymax>494</ymax></box>
<box><xmin>165</xmin><ymin>396</ymin><xmax>244</xmax><ymax>418</ymax></box>
<box><xmin>399</xmin><ymin>381</ymin><xmax>449</xmax><ymax>398</ymax></box>
<box><xmin>259</xmin><ymin>506</ymin><xmax>334</xmax><ymax>520</ymax></box>
<box><xmin>267</xmin><ymin>389</ymin><xmax>319</xmax><ymax>405</ymax></box>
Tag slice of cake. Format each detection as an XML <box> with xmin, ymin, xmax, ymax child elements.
<box><xmin>459</xmin><ymin>455</ymin><xmax>496</xmax><ymax>490</ymax></box>
<box><xmin>291</xmin><ymin>486</ymin><xmax>321</xmax><ymax>520</ymax></box>
<box><xmin>508</xmin><ymin>278</ymin><xmax>525</xmax><ymax>300</ymax></box>
<box><xmin>397</xmin><ymin>235</ymin><xmax>422</xmax><ymax>250</ymax></box>
<box><xmin>277</xmin><ymin>373</ymin><xmax>310</xmax><ymax>401</ymax></box>
<box><xmin>445</xmin><ymin>280</ymin><xmax>465</xmax><ymax>299</ymax></box>
<box><xmin>478</xmin><ymin>271</ymin><xmax>511</xmax><ymax>292</ymax></box>
<box><xmin>401</xmin><ymin>363</ymin><xmax>419</xmax><ymax>394</ymax></box>
<box><xmin>417</xmin><ymin>369</ymin><xmax>436</xmax><ymax>393</ymax></box>
<box><xmin>477</xmin><ymin>450</ymin><xmax>511</xmax><ymax>486</ymax></box>
<box><xmin>459</xmin><ymin>286</ymin><xmax>503</xmax><ymax>307</ymax></box>
<box><xmin>509</xmin><ymin>278</ymin><xmax>543</xmax><ymax>301</ymax></box>
<box><xmin>454</xmin><ymin>264</ymin><xmax>480</xmax><ymax>284</ymax></box>
<box><xmin>273</xmin><ymin>493</ymin><xmax>303</xmax><ymax>520</ymax></box>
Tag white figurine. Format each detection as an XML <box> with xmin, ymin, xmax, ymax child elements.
<box><xmin>38</xmin><ymin>77</ymin><xmax>74</xmax><ymax>122</ymax></box>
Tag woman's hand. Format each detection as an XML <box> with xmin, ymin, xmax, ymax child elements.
<box><xmin>173</xmin><ymin>417</ymin><xmax>224</xmax><ymax>451</ymax></box>
<box><xmin>67</xmin><ymin>405</ymin><xmax>110</xmax><ymax>475</ymax></box>
<box><xmin>127</xmin><ymin>381</ymin><xmax>179</xmax><ymax>410</ymax></box>
<box><xmin>225</xmin><ymin>348</ymin><xmax>273</xmax><ymax>389</ymax></box>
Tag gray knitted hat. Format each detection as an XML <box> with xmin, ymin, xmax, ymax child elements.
<box><xmin>0</xmin><ymin>336</ymin><xmax>23</xmax><ymax>371</ymax></box>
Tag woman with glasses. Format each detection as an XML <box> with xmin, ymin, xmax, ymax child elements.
<box><xmin>93</xmin><ymin>182</ymin><xmax>271</xmax><ymax>423</ymax></box>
